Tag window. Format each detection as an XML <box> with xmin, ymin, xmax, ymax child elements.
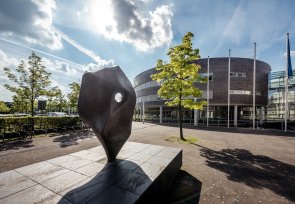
<box><xmin>231</xmin><ymin>72</ymin><xmax>246</xmax><ymax>78</ymax></box>
<box><xmin>230</xmin><ymin>90</ymin><xmax>262</xmax><ymax>95</ymax></box>
<box><xmin>150</xmin><ymin>81</ymin><xmax>157</xmax><ymax>87</ymax></box>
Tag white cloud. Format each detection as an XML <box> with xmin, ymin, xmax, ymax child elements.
<box><xmin>85</xmin><ymin>62</ymin><xmax>112</xmax><ymax>72</ymax></box>
<box><xmin>79</xmin><ymin>0</ymin><xmax>173</xmax><ymax>51</ymax></box>
<box><xmin>0</xmin><ymin>48</ymin><xmax>83</xmax><ymax>101</ymax></box>
<box><xmin>0</xmin><ymin>49</ymin><xmax>19</xmax><ymax>68</ymax></box>
<box><xmin>42</xmin><ymin>58</ymin><xmax>79</xmax><ymax>76</ymax></box>
<box><xmin>0</xmin><ymin>0</ymin><xmax>62</xmax><ymax>50</ymax></box>
<box><xmin>56</xmin><ymin>30</ymin><xmax>115</xmax><ymax>66</ymax></box>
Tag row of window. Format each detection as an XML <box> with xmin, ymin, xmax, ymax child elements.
<box><xmin>134</xmin><ymin>72</ymin><xmax>248</xmax><ymax>92</ymax></box>
<box><xmin>230</xmin><ymin>90</ymin><xmax>262</xmax><ymax>95</ymax></box>
<box><xmin>230</xmin><ymin>72</ymin><xmax>247</xmax><ymax>77</ymax></box>
<box><xmin>136</xmin><ymin>94</ymin><xmax>161</xmax><ymax>103</ymax></box>
<box><xmin>136</xmin><ymin>89</ymin><xmax>261</xmax><ymax>103</ymax></box>
<box><xmin>134</xmin><ymin>80</ymin><xmax>164</xmax><ymax>91</ymax></box>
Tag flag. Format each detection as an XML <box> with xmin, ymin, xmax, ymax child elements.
<box><xmin>287</xmin><ymin>33</ymin><xmax>293</xmax><ymax>78</ymax></box>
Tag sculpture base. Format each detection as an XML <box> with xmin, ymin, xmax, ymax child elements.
<box><xmin>0</xmin><ymin>142</ymin><xmax>182</xmax><ymax>204</ymax></box>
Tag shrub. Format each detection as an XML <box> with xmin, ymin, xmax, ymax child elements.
<box><xmin>0</xmin><ymin>116</ymin><xmax>82</xmax><ymax>134</ymax></box>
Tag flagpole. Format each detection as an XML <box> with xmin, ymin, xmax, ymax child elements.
<box><xmin>207</xmin><ymin>56</ymin><xmax>210</xmax><ymax>127</ymax></box>
<box><xmin>285</xmin><ymin>33</ymin><xmax>289</xmax><ymax>132</ymax></box>
<box><xmin>143</xmin><ymin>102</ymin><xmax>145</xmax><ymax>124</ymax></box>
<box><xmin>228</xmin><ymin>49</ymin><xmax>231</xmax><ymax>128</ymax></box>
<box><xmin>253</xmin><ymin>43</ymin><xmax>256</xmax><ymax>129</ymax></box>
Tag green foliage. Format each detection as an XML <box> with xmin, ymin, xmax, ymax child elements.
<box><xmin>46</xmin><ymin>87</ymin><xmax>68</xmax><ymax>112</ymax></box>
<box><xmin>151</xmin><ymin>32</ymin><xmax>206</xmax><ymax>140</ymax></box>
<box><xmin>3</xmin><ymin>52</ymin><xmax>52</xmax><ymax>116</ymax></box>
<box><xmin>151</xmin><ymin>32</ymin><xmax>207</xmax><ymax>110</ymax></box>
<box><xmin>165</xmin><ymin>135</ymin><xmax>198</xmax><ymax>144</ymax></box>
<box><xmin>0</xmin><ymin>101</ymin><xmax>10</xmax><ymax>113</ymax></box>
<box><xmin>10</xmin><ymin>90</ymin><xmax>30</xmax><ymax>113</ymax></box>
<box><xmin>0</xmin><ymin>116</ymin><xmax>81</xmax><ymax>134</ymax></box>
<box><xmin>68</xmin><ymin>82</ymin><xmax>80</xmax><ymax>112</ymax></box>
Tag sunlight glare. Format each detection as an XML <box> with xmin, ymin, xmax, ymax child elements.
<box><xmin>89</xmin><ymin>0</ymin><xmax>115</xmax><ymax>35</ymax></box>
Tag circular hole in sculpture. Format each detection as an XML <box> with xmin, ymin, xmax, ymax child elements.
<box><xmin>115</xmin><ymin>92</ymin><xmax>123</xmax><ymax>103</ymax></box>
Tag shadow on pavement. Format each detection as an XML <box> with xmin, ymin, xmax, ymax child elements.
<box><xmin>149</xmin><ymin>122</ymin><xmax>295</xmax><ymax>137</ymax></box>
<box><xmin>58</xmin><ymin>160</ymin><xmax>152</xmax><ymax>204</ymax></box>
<box><xmin>0</xmin><ymin>140</ymin><xmax>34</xmax><ymax>151</ymax></box>
<box><xmin>53</xmin><ymin>130</ymin><xmax>95</xmax><ymax>148</ymax></box>
<box><xmin>165</xmin><ymin>170</ymin><xmax>202</xmax><ymax>204</ymax></box>
<box><xmin>197</xmin><ymin>144</ymin><xmax>295</xmax><ymax>202</ymax></box>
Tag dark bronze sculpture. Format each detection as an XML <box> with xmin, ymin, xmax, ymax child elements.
<box><xmin>78</xmin><ymin>66</ymin><xmax>136</xmax><ymax>162</ymax></box>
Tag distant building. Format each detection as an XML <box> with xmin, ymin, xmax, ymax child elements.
<box><xmin>267</xmin><ymin>69</ymin><xmax>295</xmax><ymax>120</ymax></box>
<box><xmin>133</xmin><ymin>57</ymin><xmax>271</xmax><ymax>126</ymax></box>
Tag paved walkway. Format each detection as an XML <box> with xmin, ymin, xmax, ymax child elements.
<box><xmin>1</xmin><ymin>122</ymin><xmax>295</xmax><ymax>203</ymax></box>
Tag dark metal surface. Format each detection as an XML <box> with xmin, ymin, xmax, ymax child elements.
<box><xmin>78</xmin><ymin>66</ymin><xmax>136</xmax><ymax>162</ymax></box>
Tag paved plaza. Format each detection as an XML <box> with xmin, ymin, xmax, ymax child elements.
<box><xmin>1</xmin><ymin>122</ymin><xmax>295</xmax><ymax>203</ymax></box>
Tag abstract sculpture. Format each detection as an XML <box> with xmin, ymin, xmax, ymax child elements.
<box><xmin>78</xmin><ymin>66</ymin><xmax>136</xmax><ymax>162</ymax></box>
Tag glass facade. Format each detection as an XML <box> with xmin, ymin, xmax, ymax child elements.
<box><xmin>267</xmin><ymin>69</ymin><xmax>295</xmax><ymax>120</ymax></box>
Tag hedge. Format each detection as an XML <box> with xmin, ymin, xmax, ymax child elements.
<box><xmin>0</xmin><ymin>116</ymin><xmax>83</xmax><ymax>134</ymax></box>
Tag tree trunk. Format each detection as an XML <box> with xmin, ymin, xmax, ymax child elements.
<box><xmin>179</xmin><ymin>100</ymin><xmax>185</xmax><ymax>141</ymax></box>
<box><xmin>31</xmin><ymin>99</ymin><xmax>34</xmax><ymax>117</ymax></box>
<box><xmin>30</xmin><ymin>95</ymin><xmax>35</xmax><ymax>131</ymax></box>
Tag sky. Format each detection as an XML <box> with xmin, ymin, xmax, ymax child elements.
<box><xmin>0</xmin><ymin>0</ymin><xmax>295</xmax><ymax>102</ymax></box>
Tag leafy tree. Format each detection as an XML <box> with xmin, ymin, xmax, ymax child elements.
<box><xmin>68</xmin><ymin>82</ymin><xmax>80</xmax><ymax>113</ymax></box>
<box><xmin>151</xmin><ymin>32</ymin><xmax>206</xmax><ymax>140</ymax></box>
<box><xmin>3</xmin><ymin>52</ymin><xmax>52</xmax><ymax>117</ymax></box>
<box><xmin>11</xmin><ymin>89</ymin><xmax>30</xmax><ymax>113</ymax></box>
<box><xmin>46</xmin><ymin>87</ymin><xmax>67</xmax><ymax>112</ymax></box>
<box><xmin>0</xmin><ymin>101</ymin><xmax>10</xmax><ymax>113</ymax></box>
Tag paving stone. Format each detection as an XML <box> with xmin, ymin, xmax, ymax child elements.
<box><xmin>15</xmin><ymin>161</ymin><xmax>70</xmax><ymax>183</ymax></box>
<box><xmin>142</xmin><ymin>145</ymin><xmax>165</xmax><ymax>156</ymax></box>
<box><xmin>60</xmin><ymin>178</ymin><xmax>110</xmax><ymax>204</ymax></box>
<box><xmin>134</xmin><ymin>162</ymin><xmax>165</xmax><ymax>180</ymax></box>
<box><xmin>37</xmin><ymin>194</ymin><xmax>73</xmax><ymax>204</ymax></box>
<box><xmin>87</xmin><ymin>185</ymin><xmax>139</xmax><ymax>204</ymax></box>
<box><xmin>0</xmin><ymin>170</ymin><xmax>37</xmax><ymax>199</ymax></box>
<box><xmin>74</xmin><ymin>162</ymin><xmax>106</xmax><ymax>177</ymax></box>
<box><xmin>57</xmin><ymin>156</ymin><xmax>93</xmax><ymax>170</ymax></box>
<box><xmin>115</xmin><ymin>171</ymin><xmax>152</xmax><ymax>195</ymax></box>
<box><xmin>122</xmin><ymin>142</ymin><xmax>151</xmax><ymax>153</ymax></box>
<box><xmin>94</xmin><ymin>166</ymin><xmax>131</xmax><ymax>184</ymax></box>
<box><xmin>115</xmin><ymin>159</ymin><xmax>144</xmax><ymax>171</ymax></box>
<box><xmin>157</xmin><ymin>147</ymin><xmax>181</xmax><ymax>159</ymax></box>
<box><xmin>1</xmin><ymin>184</ymin><xmax>56</xmax><ymax>204</ymax></box>
<box><xmin>70</xmin><ymin>150</ymin><xmax>92</xmax><ymax>157</ymax></box>
<box><xmin>81</xmin><ymin>152</ymin><xmax>106</xmax><ymax>162</ymax></box>
<box><xmin>47</xmin><ymin>155</ymin><xmax>77</xmax><ymax>166</ymax></box>
<box><xmin>146</xmin><ymin>156</ymin><xmax>172</xmax><ymax>166</ymax></box>
<box><xmin>128</xmin><ymin>152</ymin><xmax>154</xmax><ymax>162</ymax></box>
<box><xmin>117</xmin><ymin>149</ymin><xmax>137</xmax><ymax>159</ymax></box>
<box><xmin>41</xmin><ymin>171</ymin><xmax>87</xmax><ymax>193</ymax></box>
<box><xmin>87</xmin><ymin>146</ymin><xmax>104</xmax><ymax>153</ymax></box>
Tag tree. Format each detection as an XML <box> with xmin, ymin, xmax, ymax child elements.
<box><xmin>46</xmin><ymin>87</ymin><xmax>67</xmax><ymax>112</ymax></box>
<box><xmin>0</xmin><ymin>101</ymin><xmax>10</xmax><ymax>113</ymax></box>
<box><xmin>4</xmin><ymin>52</ymin><xmax>52</xmax><ymax>117</ymax></box>
<box><xmin>11</xmin><ymin>89</ymin><xmax>30</xmax><ymax>113</ymax></box>
<box><xmin>151</xmin><ymin>32</ymin><xmax>206</xmax><ymax>140</ymax></box>
<box><xmin>68</xmin><ymin>82</ymin><xmax>80</xmax><ymax>113</ymax></box>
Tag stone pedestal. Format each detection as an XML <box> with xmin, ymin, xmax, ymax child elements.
<box><xmin>0</xmin><ymin>142</ymin><xmax>182</xmax><ymax>204</ymax></box>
